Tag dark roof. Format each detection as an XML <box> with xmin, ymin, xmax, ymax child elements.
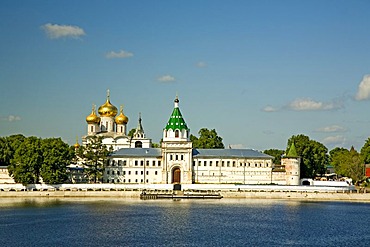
<box><xmin>192</xmin><ymin>149</ymin><xmax>273</xmax><ymax>159</ymax></box>
<box><xmin>110</xmin><ymin>148</ymin><xmax>273</xmax><ymax>159</ymax></box>
<box><xmin>110</xmin><ymin>148</ymin><xmax>162</xmax><ymax>158</ymax></box>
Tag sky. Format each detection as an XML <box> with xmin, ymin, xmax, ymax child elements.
<box><xmin>1</xmin><ymin>0</ymin><xmax>370</xmax><ymax>152</ymax></box>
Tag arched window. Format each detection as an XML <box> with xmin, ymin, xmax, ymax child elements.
<box><xmin>135</xmin><ymin>141</ymin><xmax>143</xmax><ymax>148</ymax></box>
<box><xmin>175</xmin><ymin>130</ymin><xmax>179</xmax><ymax>138</ymax></box>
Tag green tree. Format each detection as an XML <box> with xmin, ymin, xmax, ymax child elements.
<box><xmin>0</xmin><ymin>134</ymin><xmax>26</xmax><ymax>166</ymax></box>
<box><xmin>287</xmin><ymin>134</ymin><xmax>329</xmax><ymax>178</ymax></box>
<box><xmin>40</xmin><ymin>138</ymin><xmax>73</xmax><ymax>184</ymax></box>
<box><xmin>190</xmin><ymin>128</ymin><xmax>224</xmax><ymax>149</ymax></box>
<box><xmin>331</xmin><ymin>146</ymin><xmax>364</xmax><ymax>183</ymax></box>
<box><xmin>128</xmin><ymin>128</ymin><xmax>136</xmax><ymax>138</ymax></box>
<box><xmin>360</xmin><ymin>137</ymin><xmax>370</xmax><ymax>164</ymax></box>
<box><xmin>8</xmin><ymin>136</ymin><xmax>43</xmax><ymax>185</ymax></box>
<box><xmin>263</xmin><ymin>149</ymin><xmax>284</xmax><ymax>165</ymax></box>
<box><xmin>77</xmin><ymin>136</ymin><xmax>110</xmax><ymax>183</ymax></box>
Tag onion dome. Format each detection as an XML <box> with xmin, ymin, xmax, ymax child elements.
<box><xmin>98</xmin><ymin>89</ymin><xmax>118</xmax><ymax>117</ymax></box>
<box><xmin>115</xmin><ymin>105</ymin><xmax>129</xmax><ymax>124</ymax></box>
<box><xmin>74</xmin><ymin>136</ymin><xmax>80</xmax><ymax>149</ymax></box>
<box><xmin>86</xmin><ymin>104</ymin><xmax>101</xmax><ymax>124</ymax></box>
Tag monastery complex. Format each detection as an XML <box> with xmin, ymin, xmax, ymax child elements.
<box><xmin>80</xmin><ymin>91</ymin><xmax>300</xmax><ymax>186</ymax></box>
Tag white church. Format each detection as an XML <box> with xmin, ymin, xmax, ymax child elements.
<box><xmin>81</xmin><ymin>91</ymin><xmax>300</xmax><ymax>186</ymax></box>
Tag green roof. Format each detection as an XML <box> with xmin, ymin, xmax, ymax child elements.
<box><xmin>287</xmin><ymin>142</ymin><xmax>298</xmax><ymax>158</ymax></box>
<box><xmin>165</xmin><ymin>107</ymin><xmax>188</xmax><ymax>131</ymax></box>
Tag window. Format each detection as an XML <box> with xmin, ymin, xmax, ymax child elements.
<box><xmin>111</xmin><ymin>179</ymin><xmax>114</xmax><ymax>183</ymax></box>
<box><xmin>135</xmin><ymin>179</ymin><xmax>138</xmax><ymax>183</ymax></box>
<box><xmin>210</xmin><ymin>161</ymin><xmax>212</xmax><ymax>166</ymax></box>
<box><xmin>193</xmin><ymin>161</ymin><xmax>195</xmax><ymax>166</ymax></box>
<box><xmin>216</xmin><ymin>161</ymin><xmax>219</xmax><ymax>167</ymax></box>
<box><xmin>128</xmin><ymin>171</ymin><xmax>131</xmax><ymax>175</ymax></box>
<box><xmin>140</xmin><ymin>161</ymin><xmax>143</xmax><ymax>166</ymax></box>
<box><xmin>107</xmin><ymin>170</ymin><xmax>110</xmax><ymax>175</ymax></box>
<box><xmin>123</xmin><ymin>179</ymin><xmax>126</xmax><ymax>183</ymax></box>
<box><xmin>146</xmin><ymin>171</ymin><xmax>149</xmax><ymax>175</ymax></box>
<box><xmin>233</xmin><ymin>161</ymin><xmax>236</xmax><ymax>167</ymax></box>
<box><xmin>117</xmin><ymin>171</ymin><xmax>120</xmax><ymax>175</ymax></box>
<box><xmin>135</xmin><ymin>161</ymin><xmax>138</xmax><ymax>166</ymax></box>
<box><xmin>204</xmin><ymin>161</ymin><xmax>207</xmax><ymax>166</ymax></box>
<box><xmin>123</xmin><ymin>160</ymin><xmax>127</xmax><ymax>166</ymax></box>
<box><xmin>181</xmin><ymin>155</ymin><xmax>184</xmax><ymax>160</ymax></box>
<box><xmin>146</xmin><ymin>161</ymin><xmax>149</xmax><ymax>166</ymax></box>
<box><xmin>176</xmin><ymin>155</ymin><xmax>178</xmax><ymax>160</ymax></box>
<box><xmin>170</xmin><ymin>155</ymin><xmax>173</xmax><ymax>160</ymax></box>
<box><xmin>155</xmin><ymin>171</ymin><xmax>158</xmax><ymax>175</ymax></box>
<box><xmin>111</xmin><ymin>160</ymin><xmax>115</xmax><ymax>166</ymax></box>
<box><xmin>135</xmin><ymin>171</ymin><xmax>138</xmax><ymax>175</ymax></box>
<box><xmin>123</xmin><ymin>171</ymin><xmax>126</xmax><ymax>175</ymax></box>
<box><xmin>112</xmin><ymin>171</ymin><xmax>115</xmax><ymax>175</ymax></box>
<box><xmin>158</xmin><ymin>161</ymin><xmax>161</xmax><ymax>166</ymax></box>
<box><xmin>128</xmin><ymin>179</ymin><xmax>131</xmax><ymax>183</ymax></box>
<box><xmin>227</xmin><ymin>161</ymin><xmax>230</xmax><ymax>167</ymax></box>
<box><xmin>222</xmin><ymin>161</ymin><xmax>225</xmax><ymax>167</ymax></box>
<box><xmin>175</xmin><ymin>130</ymin><xmax>179</xmax><ymax>138</ymax></box>
<box><xmin>152</xmin><ymin>161</ymin><xmax>155</xmax><ymax>166</ymax></box>
<box><xmin>141</xmin><ymin>171</ymin><xmax>143</xmax><ymax>175</ymax></box>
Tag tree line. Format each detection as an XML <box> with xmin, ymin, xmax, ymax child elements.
<box><xmin>1</xmin><ymin>130</ymin><xmax>369</xmax><ymax>185</ymax></box>
<box><xmin>264</xmin><ymin>134</ymin><xmax>370</xmax><ymax>184</ymax></box>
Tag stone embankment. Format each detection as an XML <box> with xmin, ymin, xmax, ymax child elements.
<box><xmin>0</xmin><ymin>185</ymin><xmax>370</xmax><ymax>202</ymax></box>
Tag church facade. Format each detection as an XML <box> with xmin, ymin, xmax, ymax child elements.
<box><xmin>83</xmin><ymin>92</ymin><xmax>300</xmax><ymax>185</ymax></box>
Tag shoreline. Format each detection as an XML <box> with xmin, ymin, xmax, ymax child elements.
<box><xmin>1</xmin><ymin>190</ymin><xmax>370</xmax><ymax>202</ymax></box>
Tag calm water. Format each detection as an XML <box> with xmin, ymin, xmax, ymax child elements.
<box><xmin>0</xmin><ymin>198</ymin><xmax>369</xmax><ymax>247</ymax></box>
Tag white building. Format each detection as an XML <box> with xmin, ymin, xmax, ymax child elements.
<box><xmin>82</xmin><ymin>90</ymin><xmax>151</xmax><ymax>151</ymax></box>
<box><xmin>97</xmin><ymin>95</ymin><xmax>300</xmax><ymax>185</ymax></box>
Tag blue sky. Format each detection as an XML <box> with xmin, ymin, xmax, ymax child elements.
<box><xmin>1</xmin><ymin>0</ymin><xmax>370</xmax><ymax>151</ymax></box>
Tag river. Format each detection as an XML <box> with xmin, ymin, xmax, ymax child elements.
<box><xmin>0</xmin><ymin>198</ymin><xmax>369</xmax><ymax>246</ymax></box>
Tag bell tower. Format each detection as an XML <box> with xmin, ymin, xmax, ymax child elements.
<box><xmin>161</xmin><ymin>96</ymin><xmax>193</xmax><ymax>184</ymax></box>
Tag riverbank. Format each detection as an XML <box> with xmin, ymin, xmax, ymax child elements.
<box><xmin>1</xmin><ymin>190</ymin><xmax>370</xmax><ymax>202</ymax></box>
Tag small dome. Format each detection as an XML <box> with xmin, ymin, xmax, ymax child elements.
<box><xmin>86</xmin><ymin>106</ymin><xmax>101</xmax><ymax>124</ymax></box>
<box><xmin>74</xmin><ymin>142</ymin><xmax>80</xmax><ymax>149</ymax></box>
<box><xmin>98</xmin><ymin>91</ymin><xmax>118</xmax><ymax>117</ymax></box>
<box><xmin>115</xmin><ymin>106</ymin><xmax>129</xmax><ymax>124</ymax></box>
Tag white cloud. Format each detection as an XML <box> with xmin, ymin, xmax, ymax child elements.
<box><xmin>322</xmin><ymin>135</ymin><xmax>346</xmax><ymax>146</ymax></box>
<box><xmin>355</xmin><ymin>75</ymin><xmax>370</xmax><ymax>100</ymax></box>
<box><xmin>158</xmin><ymin>75</ymin><xmax>175</xmax><ymax>83</ymax></box>
<box><xmin>315</xmin><ymin>125</ymin><xmax>347</xmax><ymax>133</ymax></box>
<box><xmin>287</xmin><ymin>98</ymin><xmax>342</xmax><ymax>111</ymax></box>
<box><xmin>196</xmin><ymin>61</ymin><xmax>207</xmax><ymax>68</ymax></box>
<box><xmin>1</xmin><ymin>115</ymin><xmax>21</xmax><ymax>122</ymax></box>
<box><xmin>262</xmin><ymin>105</ymin><xmax>278</xmax><ymax>112</ymax></box>
<box><xmin>41</xmin><ymin>23</ymin><xmax>85</xmax><ymax>39</ymax></box>
<box><xmin>106</xmin><ymin>50</ymin><xmax>133</xmax><ymax>59</ymax></box>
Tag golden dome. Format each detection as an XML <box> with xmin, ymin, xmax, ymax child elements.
<box><xmin>115</xmin><ymin>105</ymin><xmax>129</xmax><ymax>124</ymax></box>
<box><xmin>98</xmin><ymin>90</ymin><xmax>118</xmax><ymax>117</ymax></box>
<box><xmin>86</xmin><ymin>105</ymin><xmax>101</xmax><ymax>124</ymax></box>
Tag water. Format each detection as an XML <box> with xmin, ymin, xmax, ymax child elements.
<box><xmin>0</xmin><ymin>198</ymin><xmax>369</xmax><ymax>247</ymax></box>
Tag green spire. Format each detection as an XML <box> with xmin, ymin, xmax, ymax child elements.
<box><xmin>287</xmin><ymin>142</ymin><xmax>298</xmax><ymax>157</ymax></box>
<box><xmin>165</xmin><ymin>96</ymin><xmax>189</xmax><ymax>131</ymax></box>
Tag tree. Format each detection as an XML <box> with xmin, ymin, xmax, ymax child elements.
<box><xmin>263</xmin><ymin>149</ymin><xmax>284</xmax><ymax>165</ymax></box>
<box><xmin>40</xmin><ymin>138</ymin><xmax>73</xmax><ymax>184</ymax></box>
<box><xmin>8</xmin><ymin>136</ymin><xmax>43</xmax><ymax>185</ymax></box>
<box><xmin>287</xmin><ymin>134</ymin><xmax>329</xmax><ymax>178</ymax></box>
<box><xmin>330</xmin><ymin>146</ymin><xmax>364</xmax><ymax>183</ymax></box>
<box><xmin>360</xmin><ymin>137</ymin><xmax>370</xmax><ymax>164</ymax></box>
<box><xmin>128</xmin><ymin>128</ymin><xmax>136</xmax><ymax>138</ymax></box>
<box><xmin>190</xmin><ymin>128</ymin><xmax>224</xmax><ymax>149</ymax></box>
<box><xmin>0</xmin><ymin>134</ymin><xmax>26</xmax><ymax>166</ymax></box>
<box><xmin>76</xmin><ymin>136</ymin><xmax>110</xmax><ymax>183</ymax></box>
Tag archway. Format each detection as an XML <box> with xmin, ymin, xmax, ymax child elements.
<box><xmin>172</xmin><ymin>167</ymin><xmax>181</xmax><ymax>184</ymax></box>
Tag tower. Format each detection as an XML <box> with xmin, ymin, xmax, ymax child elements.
<box><xmin>282</xmin><ymin>142</ymin><xmax>300</xmax><ymax>185</ymax></box>
<box><xmin>98</xmin><ymin>89</ymin><xmax>118</xmax><ymax>132</ymax></box>
<box><xmin>161</xmin><ymin>96</ymin><xmax>193</xmax><ymax>184</ymax></box>
<box><xmin>130</xmin><ymin>113</ymin><xmax>151</xmax><ymax>148</ymax></box>
<box><xmin>86</xmin><ymin>104</ymin><xmax>101</xmax><ymax>135</ymax></box>
<box><xmin>115</xmin><ymin>105</ymin><xmax>129</xmax><ymax>135</ymax></box>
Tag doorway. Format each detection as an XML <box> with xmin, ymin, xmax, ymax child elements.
<box><xmin>172</xmin><ymin>167</ymin><xmax>181</xmax><ymax>184</ymax></box>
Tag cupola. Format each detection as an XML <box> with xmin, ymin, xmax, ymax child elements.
<box><xmin>98</xmin><ymin>89</ymin><xmax>118</xmax><ymax>117</ymax></box>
